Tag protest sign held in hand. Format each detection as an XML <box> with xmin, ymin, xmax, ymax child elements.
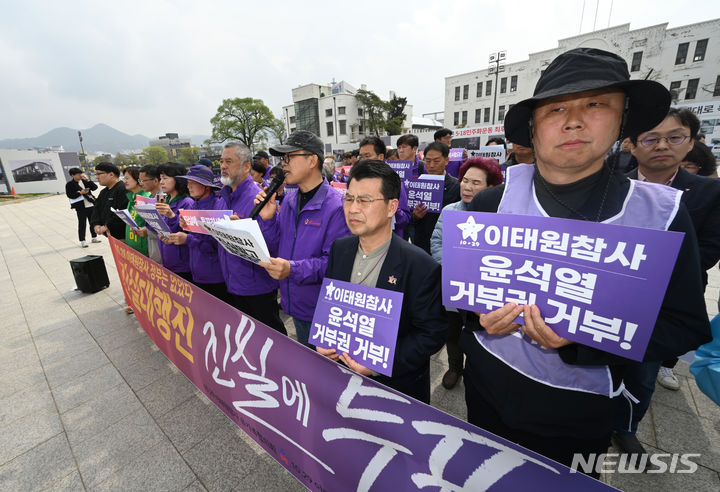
<box><xmin>202</xmin><ymin>218</ymin><xmax>270</xmax><ymax>264</ymax></box>
<box><xmin>442</xmin><ymin>210</ymin><xmax>684</xmax><ymax>360</ymax></box>
<box><xmin>311</xmin><ymin>278</ymin><xmax>404</xmax><ymax>376</ymax></box>
<box><xmin>468</xmin><ymin>145</ymin><xmax>506</xmax><ymax>163</ymax></box>
<box><xmin>386</xmin><ymin>160</ymin><xmax>419</xmax><ymax>179</ymax></box>
<box><xmin>402</xmin><ymin>174</ymin><xmax>445</xmax><ymax>213</ymax></box>
<box><xmin>135</xmin><ymin>203</ymin><xmax>173</xmax><ymax>237</ymax></box>
<box><xmin>135</xmin><ymin>195</ymin><xmax>156</xmax><ymax>206</ymax></box>
<box><xmin>111</xmin><ymin>207</ymin><xmax>140</xmax><ymax>230</ymax></box>
<box><xmin>179</xmin><ymin>209</ymin><xmax>233</xmax><ymax>234</ymax></box>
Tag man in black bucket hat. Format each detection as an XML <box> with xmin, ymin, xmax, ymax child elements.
<box><xmin>461</xmin><ymin>48</ymin><xmax>711</xmax><ymax>473</ymax></box>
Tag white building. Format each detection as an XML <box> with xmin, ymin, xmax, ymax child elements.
<box><xmin>149</xmin><ymin>133</ymin><xmax>192</xmax><ymax>159</ymax></box>
<box><xmin>282</xmin><ymin>81</ymin><xmax>414</xmax><ymax>150</ymax></box>
<box><xmin>445</xmin><ymin>19</ymin><xmax>720</xmax><ymax>145</ymax></box>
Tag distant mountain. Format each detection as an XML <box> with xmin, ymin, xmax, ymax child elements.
<box><xmin>0</xmin><ymin>124</ymin><xmax>150</xmax><ymax>154</ymax></box>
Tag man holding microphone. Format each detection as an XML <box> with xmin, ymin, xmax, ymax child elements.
<box><xmin>255</xmin><ymin>130</ymin><xmax>350</xmax><ymax>348</ymax></box>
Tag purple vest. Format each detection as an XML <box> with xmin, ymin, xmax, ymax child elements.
<box><xmin>474</xmin><ymin>164</ymin><xmax>682</xmax><ymax>397</ymax></box>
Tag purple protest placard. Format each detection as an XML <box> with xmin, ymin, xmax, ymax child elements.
<box><xmin>447</xmin><ymin>148</ymin><xmax>465</xmax><ymax>178</ymax></box>
<box><xmin>136</xmin><ymin>195</ymin><xmax>155</xmax><ymax>205</ymax></box>
<box><xmin>386</xmin><ymin>160</ymin><xmax>418</xmax><ymax>179</ymax></box>
<box><xmin>441</xmin><ymin>210</ymin><xmax>684</xmax><ymax>361</ymax></box>
<box><xmin>402</xmin><ymin>175</ymin><xmax>445</xmax><ymax>213</ymax></box>
<box><xmin>135</xmin><ymin>203</ymin><xmax>172</xmax><ymax>237</ymax></box>
<box><xmin>310</xmin><ymin>278</ymin><xmax>403</xmax><ymax>376</ymax></box>
<box><xmin>109</xmin><ymin>237</ymin><xmax>614</xmax><ymax>491</ymax></box>
<box><xmin>179</xmin><ymin>209</ymin><xmax>233</xmax><ymax>234</ymax></box>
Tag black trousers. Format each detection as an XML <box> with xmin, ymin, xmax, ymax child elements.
<box><xmin>228</xmin><ymin>290</ymin><xmax>287</xmax><ymax>335</ymax></box>
<box><xmin>195</xmin><ymin>281</ymin><xmax>230</xmax><ymax>304</ymax></box>
<box><xmin>75</xmin><ymin>207</ymin><xmax>97</xmax><ymax>241</ymax></box>
<box><xmin>464</xmin><ymin>379</ymin><xmax>610</xmax><ymax>478</ymax></box>
<box><xmin>446</xmin><ymin>311</ymin><xmax>464</xmax><ymax>372</ymax></box>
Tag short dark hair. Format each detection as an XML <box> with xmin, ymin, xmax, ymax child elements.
<box><xmin>95</xmin><ymin>162</ymin><xmax>120</xmax><ymax>177</ymax></box>
<box><xmin>269</xmin><ymin>165</ymin><xmax>284</xmax><ymax>178</ymax></box>
<box><xmin>424</xmin><ymin>141</ymin><xmax>449</xmax><ymax>158</ymax></box>
<box><xmin>684</xmin><ymin>140</ymin><xmax>717</xmax><ymax>176</ymax></box>
<box><xmin>348</xmin><ymin>160</ymin><xmax>400</xmax><ymax>200</ymax></box>
<box><xmin>351</xmin><ymin>149</ymin><xmax>360</xmax><ymax>158</ymax></box>
<box><xmin>359</xmin><ymin>136</ymin><xmax>386</xmax><ymax>158</ymax></box>
<box><xmin>139</xmin><ymin>164</ymin><xmax>160</xmax><ymax>180</ymax></box>
<box><xmin>397</xmin><ymin>134</ymin><xmax>419</xmax><ymax>148</ymax></box>
<box><xmin>158</xmin><ymin>162</ymin><xmax>188</xmax><ymax>195</ymax></box>
<box><xmin>343</xmin><ymin>152</ymin><xmax>353</xmax><ymax>159</ymax></box>
<box><xmin>434</xmin><ymin>128</ymin><xmax>453</xmax><ymax>141</ymax></box>
<box><xmin>122</xmin><ymin>166</ymin><xmax>140</xmax><ymax>182</ymax></box>
<box><xmin>630</xmin><ymin>107</ymin><xmax>701</xmax><ymax>144</ymax></box>
<box><xmin>385</xmin><ymin>148</ymin><xmax>399</xmax><ymax>160</ymax></box>
<box><xmin>486</xmin><ymin>137</ymin><xmax>506</xmax><ymax>149</ymax></box>
<box><xmin>459</xmin><ymin>157</ymin><xmax>504</xmax><ymax>187</ymax></box>
<box><xmin>251</xmin><ymin>161</ymin><xmax>267</xmax><ymax>175</ymax></box>
<box><xmin>69</xmin><ymin>167</ymin><xmax>82</xmax><ymax>176</ymax></box>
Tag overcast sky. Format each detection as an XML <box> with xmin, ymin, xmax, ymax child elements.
<box><xmin>2</xmin><ymin>0</ymin><xmax>719</xmax><ymax>139</ymax></box>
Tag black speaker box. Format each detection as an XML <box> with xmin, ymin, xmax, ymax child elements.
<box><xmin>70</xmin><ymin>255</ymin><xmax>110</xmax><ymax>293</ymax></box>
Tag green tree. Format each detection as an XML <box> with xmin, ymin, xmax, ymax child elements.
<box><xmin>142</xmin><ymin>146</ymin><xmax>169</xmax><ymax>165</ymax></box>
<box><xmin>268</xmin><ymin>117</ymin><xmax>287</xmax><ymax>144</ymax></box>
<box><xmin>91</xmin><ymin>155</ymin><xmax>107</xmax><ymax>165</ymax></box>
<box><xmin>384</xmin><ymin>95</ymin><xmax>407</xmax><ymax>136</ymax></box>
<box><xmin>114</xmin><ymin>153</ymin><xmax>140</xmax><ymax>167</ymax></box>
<box><xmin>355</xmin><ymin>89</ymin><xmax>387</xmax><ymax>136</ymax></box>
<box><xmin>210</xmin><ymin>97</ymin><xmax>283</xmax><ymax>149</ymax></box>
<box><xmin>178</xmin><ymin>146</ymin><xmax>200</xmax><ymax>164</ymax></box>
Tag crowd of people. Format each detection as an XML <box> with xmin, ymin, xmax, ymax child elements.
<box><xmin>66</xmin><ymin>47</ymin><xmax>719</xmax><ymax>476</ymax></box>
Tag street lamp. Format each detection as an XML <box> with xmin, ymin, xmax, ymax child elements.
<box><xmin>77</xmin><ymin>131</ymin><xmax>86</xmax><ymax>165</ymax></box>
<box><xmin>488</xmin><ymin>51</ymin><xmax>506</xmax><ymax>125</ymax></box>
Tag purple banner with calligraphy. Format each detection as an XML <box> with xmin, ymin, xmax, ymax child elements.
<box><xmin>386</xmin><ymin>160</ymin><xmax>418</xmax><ymax>179</ymax></box>
<box><xmin>310</xmin><ymin>278</ymin><xmax>403</xmax><ymax>376</ymax></box>
<box><xmin>109</xmin><ymin>237</ymin><xmax>614</xmax><ymax>491</ymax></box>
<box><xmin>402</xmin><ymin>175</ymin><xmax>444</xmax><ymax>213</ymax></box>
<box><xmin>441</xmin><ymin>210</ymin><xmax>684</xmax><ymax>360</ymax></box>
<box><xmin>447</xmin><ymin>148</ymin><xmax>465</xmax><ymax>178</ymax></box>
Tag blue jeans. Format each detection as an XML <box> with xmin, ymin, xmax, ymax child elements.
<box><xmin>612</xmin><ymin>360</ymin><xmax>662</xmax><ymax>434</ymax></box>
<box><xmin>293</xmin><ymin>318</ymin><xmax>315</xmax><ymax>350</ymax></box>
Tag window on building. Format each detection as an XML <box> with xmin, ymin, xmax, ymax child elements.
<box><xmin>631</xmin><ymin>51</ymin><xmax>643</xmax><ymax>72</ymax></box>
<box><xmin>675</xmin><ymin>42</ymin><xmax>689</xmax><ymax>64</ymax></box>
<box><xmin>338</xmin><ymin>120</ymin><xmax>346</xmax><ymax>135</ymax></box>
<box><xmin>477</xmin><ymin>82</ymin><xmax>483</xmax><ymax>97</ymax></box>
<box><xmin>500</xmin><ymin>77</ymin><xmax>507</xmax><ymax>94</ymax></box>
<box><xmin>289</xmin><ymin>116</ymin><xmax>296</xmax><ymax>124</ymax></box>
<box><xmin>358</xmin><ymin>108</ymin><xmax>364</xmax><ymax>117</ymax></box>
<box><xmin>486</xmin><ymin>80</ymin><xmax>492</xmax><ymax>96</ymax></box>
<box><xmin>359</xmin><ymin>124</ymin><xmax>364</xmax><ymax>134</ymax></box>
<box><xmin>325</xmin><ymin>108</ymin><xmax>332</xmax><ymax>117</ymax></box>
<box><xmin>714</xmin><ymin>75</ymin><xmax>720</xmax><ymax>97</ymax></box>
<box><xmin>453</xmin><ymin>112</ymin><xmax>459</xmax><ymax>126</ymax></box>
<box><xmin>694</xmin><ymin>39</ymin><xmax>708</xmax><ymax>62</ymax></box>
<box><xmin>455</xmin><ymin>86</ymin><xmax>460</xmax><ymax>101</ymax></box>
<box><xmin>326</xmin><ymin>121</ymin><xmax>334</xmax><ymax>136</ymax></box>
<box><xmin>510</xmin><ymin>75</ymin><xmax>517</xmax><ymax>92</ymax></box>
<box><xmin>338</xmin><ymin>106</ymin><xmax>346</xmax><ymax>115</ymax></box>
<box><xmin>685</xmin><ymin>79</ymin><xmax>699</xmax><ymax>99</ymax></box>
<box><xmin>498</xmin><ymin>105</ymin><xmax>506</xmax><ymax>121</ymax></box>
<box><xmin>669</xmin><ymin>80</ymin><xmax>681</xmax><ymax>101</ymax></box>
<box><xmin>461</xmin><ymin>111</ymin><xmax>468</xmax><ymax>125</ymax></box>
<box><xmin>290</xmin><ymin>126</ymin><xmax>296</xmax><ymax>132</ymax></box>
<box><xmin>475</xmin><ymin>108</ymin><xmax>482</xmax><ymax>124</ymax></box>
<box><xmin>463</xmin><ymin>85</ymin><xmax>469</xmax><ymax>100</ymax></box>
<box><xmin>484</xmin><ymin>108</ymin><xmax>490</xmax><ymax>123</ymax></box>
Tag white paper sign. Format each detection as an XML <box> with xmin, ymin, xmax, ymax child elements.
<box><xmin>202</xmin><ymin>218</ymin><xmax>270</xmax><ymax>264</ymax></box>
<box><xmin>111</xmin><ymin>207</ymin><xmax>140</xmax><ymax>230</ymax></box>
<box><xmin>135</xmin><ymin>204</ymin><xmax>173</xmax><ymax>237</ymax></box>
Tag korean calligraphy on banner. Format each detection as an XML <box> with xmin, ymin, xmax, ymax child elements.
<box><xmin>442</xmin><ymin>211</ymin><xmax>684</xmax><ymax>361</ymax></box>
<box><xmin>386</xmin><ymin>160</ymin><xmax>419</xmax><ymax>179</ymax></box>
<box><xmin>108</xmin><ymin>237</ymin><xmax>614</xmax><ymax>491</ymax></box>
<box><xmin>402</xmin><ymin>175</ymin><xmax>444</xmax><ymax>213</ymax></box>
<box><xmin>179</xmin><ymin>209</ymin><xmax>233</xmax><ymax>234</ymax></box>
<box><xmin>310</xmin><ymin>279</ymin><xmax>403</xmax><ymax>376</ymax></box>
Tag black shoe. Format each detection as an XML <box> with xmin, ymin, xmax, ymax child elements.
<box><xmin>442</xmin><ymin>370</ymin><xmax>461</xmax><ymax>389</ymax></box>
<box><xmin>612</xmin><ymin>432</ymin><xmax>647</xmax><ymax>455</ymax></box>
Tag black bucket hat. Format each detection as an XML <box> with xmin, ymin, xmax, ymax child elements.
<box><xmin>269</xmin><ymin>130</ymin><xmax>324</xmax><ymax>164</ymax></box>
<box><xmin>504</xmin><ymin>48</ymin><xmax>671</xmax><ymax>147</ymax></box>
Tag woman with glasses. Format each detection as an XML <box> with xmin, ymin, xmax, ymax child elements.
<box><xmin>122</xmin><ymin>166</ymin><xmax>151</xmax><ymax>256</ymax></box>
<box><xmin>430</xmin><ymin>157</ymin><xmax>504</xmax><ymax>390</ymax></box>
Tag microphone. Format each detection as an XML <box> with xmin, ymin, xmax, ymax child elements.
<box><xmin>250</xmin><ymin>169</ymin><xmax>285</xmax><ymax>219</ymax></box>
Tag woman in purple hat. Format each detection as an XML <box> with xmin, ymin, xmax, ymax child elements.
<box><xmin>165</xmin><ymin>164</ymin><xmax>230</xmax><ymax>301</ymax></box>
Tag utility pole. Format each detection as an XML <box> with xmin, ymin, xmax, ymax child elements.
<box><xmin>77</xmin><ymin>131</ymin><xmax>86</xmax><ymax>166</ymax></box>
<box><xmin>488</xmin><ymin>51</ymin><xmax>506</xmax><ymax>125</ymax></box>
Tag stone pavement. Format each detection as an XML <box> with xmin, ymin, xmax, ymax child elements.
<box><xmin>0</xmin><ymin>193</ymin><xmax>718</xmax><ymax>491</ymax></box>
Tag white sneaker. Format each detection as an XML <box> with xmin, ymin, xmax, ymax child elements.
<box><xmin>657</xmin><ymin>366</ymin><xmax>680</xmax><ymax>390</ymax></box>
<box><xmin>80</xmin><ymin>241</ymin><xmax>88</xmax><ymax>248</ymax></box>
<box><xmin>91</xmin><ymin>237</ymin><xmax>101</xmax><ymax>243</ymax></box>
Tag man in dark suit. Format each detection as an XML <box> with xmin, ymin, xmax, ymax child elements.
<box><xmin>317</xmin><ymin>160</ymin><xmax>447</xmax><ymax>403</ymax></box>
<box><xmin>614</xmin><ymin>107</ymin><xmax>720</xmax><ymax>456</ymax></box>
<box><xmin>65</xmin><ymin>167</ymin><xmax>100</xmax><ymax>247</ymax></box>
<box><xmin>411</xmin><ymin>142</ymin><xmax>460</xmax><ymax>254</ymax></box>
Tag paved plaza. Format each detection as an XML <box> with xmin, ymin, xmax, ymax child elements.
<box><xmin>0</xmin><ymin>193</ymin><xmax>719</xmax><ymax>491</ymax></box>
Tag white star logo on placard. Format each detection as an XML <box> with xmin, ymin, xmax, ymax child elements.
<box><xmin>404</xmin><ymin>179</ymin><xmax>410</xmax><ymax>188</ymax></box>
<box><xmin>457</xmin><ymin>216</ymin><xmax>484</xmax><ymax>241</ymax></box>
<box><xmin>325</xmin><ymin>281</ymin><xmax>335</xmax><ymax>299</ymax></box>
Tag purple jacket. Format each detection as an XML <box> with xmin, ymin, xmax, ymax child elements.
<box><xmin>394</xmin><ymin>182</ymin><xmax>411</xmax><ymax>238</ymax></box>
<box><xmin>263</xmin><ymin>180</ymin><xmax>351</xmax><ymax>321</ymax></box>
<box><xmin>158</xmin><ymin>195</ymin><xmax>194</xmax><ymax>273</ymax></box>
<box><xmin>219</xmin><ymin>176</ymin><xmax>278</xmax><ymax>296</ymax></box>
<box><xmin>186</xmin><ymin>194</ymin><xmax>226</xmax><ymax>284</ymax></box>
